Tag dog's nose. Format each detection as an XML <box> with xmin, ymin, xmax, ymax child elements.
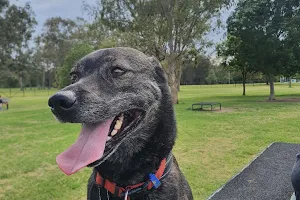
<box><xmin>48</xmin><ymin>91</ymin><xmax>76</xmax><ymax>111</ymax></box>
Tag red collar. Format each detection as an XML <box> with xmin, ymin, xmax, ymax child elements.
<box><xmin>95</xmin><ymin>158</ymin><xmax>167</xmax><ymax>199</ymax></box>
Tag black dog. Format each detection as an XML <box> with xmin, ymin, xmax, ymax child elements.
<box><xmin>48</xmin><ymin>47</ymin><xmax>193</xmax><ymax>200</ymax></box>
<box><xmin>292</xmin><ymin>154</ymin><xmax>300</xmax><ymax>200</ymax></box>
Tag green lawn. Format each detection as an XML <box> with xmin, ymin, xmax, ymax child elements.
<box><xmin>1</xmin><ymin>84</ymin><xmax>300</xmax><ymax>200</ymax></box>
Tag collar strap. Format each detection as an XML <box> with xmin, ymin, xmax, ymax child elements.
<box><xmin>95</xmin><ymin>155</ymin><xmax>173</xmax><ymax>199</ymax></box>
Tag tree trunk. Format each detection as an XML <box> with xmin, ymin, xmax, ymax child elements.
<box><xmin>242</xmin><ymin>71</ymin><xmax>246</xmax><ymax>96</ymax></box>
<box><xmin>166</xmin><ymin>5</ymin><xmax>178</xmax><ymax>104</ymax></box>
<box><xmin>177</xmin><ymin>78</ymin><xmax>180</xmax><ymax>91</ymax></box>
<box><xmin>167</xmin><ymin>55</ymin><xmax>179</xmax><ymax>104</ymax></box>
<box><xmin>36</xmin><ymin>74</ymin><xmax>39</xmax><ymax>89</ymax></box>
<box><xmin>42</xmin><ymin>69</ymin><xmax>46</xmax><ymax>89</ymax></box>
<box><xmin>170</xmin><ymin>80</ymin><xmax>178</xmax><ymax>104</ymax></box>
<box><xmin>19</xmin><ymin>74</ymin><xmax>25</xmax><ymax>97</ymax></box>
<box><xmin>242</xmin><ymin>81</ymin><xmax>246</xmax><ymax>96</ymax></box>
<box><xmin>49</xmin><ymin>70</ymin><xmax>52</xmax><ymax>89</ymax></box>
<box><xmin>289</xmin><ymin>77</ymin><xmax>292</xmax><ymax>88</ymax></box>
<box><xmin>269</xmin><ymin>76</ymin><xmax>275</xmax><ymax>100</ymax></box>
<box><xmin>19</xmin><ymin>75</ymin><xmax>24</xmax><ymax>91</ymax></box>
<box><xmin>29</xmin><ymin>79</ymin><xmax>32</xmax><ymax>90</ymax></box>
<box><xmin>176</xmin><ymin>59</ymin><xmax>182</xmax><ymax>92</ymax></box>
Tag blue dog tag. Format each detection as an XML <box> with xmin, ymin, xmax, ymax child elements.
<box><xmin>149</xmin><ymin>173</ymin><xmax>161</xmax><ymax>189</ymax></box>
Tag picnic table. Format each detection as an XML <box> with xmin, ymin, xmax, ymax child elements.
<box><xmin>0</xmin><ymin>98</ymin><xmax>9</xmax><ymax>110</ymax></box>
<box><xmin>192</xmin><ymin>102</ymin><xmax>221</xmax><ymax>111</ymax></box>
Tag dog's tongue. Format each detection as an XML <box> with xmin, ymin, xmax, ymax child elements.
<box><xmin>56</xmin><ymin>119</ymin><xmax>113</xmax><ymax>175</ymax></box>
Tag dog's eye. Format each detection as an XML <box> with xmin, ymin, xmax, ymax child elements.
<box><xmin>70</xmin><ymin>74</ymin><xmax>78</xmax><ymax>84</ymax></box>
<box><xmin>111</xmin><ymin>67</ymin><xmax>126</xmax><ymax>78</ymax></box>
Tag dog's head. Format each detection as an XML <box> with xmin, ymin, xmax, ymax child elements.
<box><xmin>48</xmin><ymin>47</ymin><xmax>174</xmax><ymax>176</ymax></box>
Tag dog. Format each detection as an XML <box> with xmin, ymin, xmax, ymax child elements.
<box><xmin>48</xmin><ymin>47</ymin><xmax>193</xmax><ymax>200</ymax></box>
<box><xmin>292</xmin><ymin>154</ymin><xmax>300</xmax><ymax>200</ymax></box>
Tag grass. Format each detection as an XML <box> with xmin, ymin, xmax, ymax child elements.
<box><xmin>1</xmin><ymin>84</ymin><xmax>300</xmax><ymax>199</ymax></box>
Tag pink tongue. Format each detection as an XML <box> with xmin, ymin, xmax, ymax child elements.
<box><xmin>56</xmin><ymin>119</ymin><xmax>113</xmax><ymax>175</ymax></box>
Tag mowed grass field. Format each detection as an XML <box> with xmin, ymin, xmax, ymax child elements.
<box><xmin>1</xmin><ymin>84</ymin><xmax>300</xmax><ymax>200</ymax></box>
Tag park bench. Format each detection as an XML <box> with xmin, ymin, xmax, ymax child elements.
<box><xmin>0</xmin><ymin>98</ymin><xmax>9</xmax><ymax>110</ymax></box>
<box><xmin>192</xmin><ymin>102</ymin><xmax>221</xmax><ymax>111</ymax></box>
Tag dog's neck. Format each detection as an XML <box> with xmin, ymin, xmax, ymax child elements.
<box><xmin>95</xmin><ymin>87</ymin><xmax>176</xmax><ymax>187</ymax></box>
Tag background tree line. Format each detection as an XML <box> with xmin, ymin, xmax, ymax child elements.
<box><xmin>180</xmin><ymin>49</ymin><xmax>274</xmax><ymax>85</ymax></box>
<box><xmin>1</xmin><ymin>0</ymin><xmax>300</xmax><ymax>102</ymax></box>
<box><xmin>0</xmin><ymin>0</ymin><xmax>233</xmax><ymax>104</ymax></box>
<box><xmin>218</xmin><ymin>0</ymin><xmax>300</xmax><ymax>100</ymax></box>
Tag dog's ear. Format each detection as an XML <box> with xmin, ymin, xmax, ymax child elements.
<box><xmin>149</xmin><ymin>57</ymin><xmax>168</xmax><ymax>84</ymax></box>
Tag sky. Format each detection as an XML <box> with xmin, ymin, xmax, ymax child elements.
<box><xmin>10</xmin><ymin>0</ymin><xmax>233</xmax><ymax>56</ymax></box>
<box><xmin>10</xmin><ymin>0</ymin><xmax>95</xmax><ymax>35</ymax></box>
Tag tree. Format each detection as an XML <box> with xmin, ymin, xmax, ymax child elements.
<box><xmin>12</xmin><ymin>50</ymin><xmax>34</xmax><ymax>90</ymax></box>
<box><xmin>217</xmin><ymin>35</ymin><xmax>256</xmax><ymax>95</ymax></box>
<box><xmin>226</xmin><ymin>0</ymin><xmax>300</xmax><ymax>100</ymax></box>
<box><xmin>206</xmin><ymin>68</ymin><xmax>218</xmax><ymax>85</ymax></box>
<box><xmin>214</xmin><ymin>63</ymin><xmax>230</xmax><ymax>84</ymax></box>
<box><xmin>0</xmin><ymin>0</ymin><xmax>9</xmax><ymax>69</ymax></box>
<box><xmin>181</xmin><ymin>49</ymin><xmax>211</xmax><ymax>85</ymax></box>
<box><xmin>31</xmin><ymin>40</ymin><xmax>49</xmax><ymax>89</ymax></box>
<box><xmin>0</xmin><ymin>1</ymin><xmax>36</xmax><ymax>89</ymax></box>
<box><xmin>81</xmin><ymin>18</ymin><xmax>118</xmax><ymax>48</ymax></box>
<box><xmin>85</xmin><ymin>0</ymin><xmax>232</xmax><ymax>103</ymax></box>
<box><xmin>57</xmin><ymin>43</ymin><xmax>94</xmax><ymax>88</ymax></box>
<box><xmin>39</xmin><ymin>17</ymin><xmax>77</xmax><ymax>86</ymax></box>
<box><xmin>281</xmin><ymin>18</ymin><xmax>300</xmax><ymax>88</ymax></box>
<box><xmin>0</xmin><ymin>70</ymin><xmax>18</xmax><ymax>88</ymax></box>
<box><xmin>37</xmin><ymin>16</ymin><xmax>114</xmax><ymax>87</ymax></box>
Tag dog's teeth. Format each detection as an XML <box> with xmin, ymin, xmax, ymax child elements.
<box><xmin>111</xmin><ymin>129</ymin><xmax>118</xmax><ymax>136</ymax></box>
<box><xmin>110</xmin><ymin>114</ymin><xmax>124</xmax><ymax>137</ymax></box>
<box><xmin>114</xmin><ymin>120</ymin><xmax>122</xmax><ymax>130</ymax></box>
<box><xmin>119</xmin><ymin>113</ymin><xmax>124</xmax><ymax>121</ymax></box>
<box><xmin>106</xmin><ymin>136</ymin><xmax>112</xmax><ymax>141</ymax></box>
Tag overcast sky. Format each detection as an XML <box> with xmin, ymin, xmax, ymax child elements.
<box><xmin>10</xmin><ymin>0</ymin><xmax>233</xmax><ymax>55</ymax></box>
